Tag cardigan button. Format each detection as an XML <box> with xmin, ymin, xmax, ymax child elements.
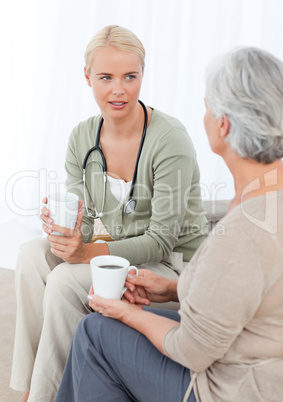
<box><xmin>116</xmin><ymin>224</ymin><xmax>122</xmax><ymax>233</ymax></box>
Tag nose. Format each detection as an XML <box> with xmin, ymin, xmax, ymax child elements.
<box><xmin>112</xmin><ymin>80</ymin><xmax>125</xmax><ymax>96</ymax></box>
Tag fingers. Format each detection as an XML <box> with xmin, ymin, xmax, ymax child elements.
<box><xmin>89</xmin><ymin>285</ymin><xmax>94</xmax><ymax>296</ymax></box>
<box><xmin>46</xmin><ymin>221</ymin><xmax>84</xmax><ymax>263</ymax></box>
<box><xmin>127</xmin><ymin>270</ymin><xmax>155</xmax><ymax>287</ymax></box>
<box><xmin>41</xmin><ymin>197</ymin><xmax>49</xmax><ymax>217</ymax></box>
<box><xmin>123</xmin><ymin>288</ymin><xmax>136</xmax><ymax>304</ymax></box>
<box><xmin>47</xmin><ymin>223</ymin><xmax>78</xmax><ymax>237</ymax></box>
<box><xmin>47</xmin><ymin>229</ymin><xmax>80</xmax><ymax>257</ymax></box>
<box><xmin>50</xmin><ymin>247</ymin><xmax>65</xmax><ymax>259</ymax></box>
<box><xmin>129</xmin><ymin>269</ymin><xmax>155</xmax><ymax>279</ymax></box>
<box><xmin>123</xmin><ymin>288</ymin><xmax>150</xmax><ymax>306</ymax></box>
<box><xmin>121</xmin><ymin>295</ymin><xmax>143</xmax><ymax>309</ymax></box>
<box><xmin>40</xmin><ymin>199</ymin><xmax>52</xmax><ymax>234</ymax></box>
<box><xmin>48</xmin><ymin>224</ymin><xmax>72</xmax><ymax>237</ymax></box>
<box><xmin>128</xmin><ymin>267</ymin><xmax>138</xmax><ymax>277</ymax></box>
<box><xmin>40</xmin><ymin>203</ymin><xmax>51</xmax><ymax>220</ymax></box>
<box><xmin>124</xmin><ymin>279</ymin><xmax>135</xmax><ymax>292</ymax></box>
<box><xmin>41</xmin><ymin>205</ymin><xmax>49</xmax><ymax>216</ymax></box>
<box><xmin>78</xmin><ymin>199</ymin><xmax>83</xmax><ymax>212</ymax></box>
<box><xmin>87</xmin><ymin>294</ymin><xmax>111</xmax><ymax>312</ymax></box>
<box><xmin>47</xmin><ymin>233</ymin><xmax>69</xmax><ymax>245</ymax></box>
<box><xmin>48</xmin><ymin>199</ymin><xmax>83</xmax><ymax>234</ymax></box>
<box><xmin>47</xmin><ymin>231</ymin><xmax>70</xmax><ymax>259</ymax></box>
<box><xmin>74</xmin><ymin>200</ymin><xmax>83</xmax><ymax>230</ymax></box>
<box><xmin>41</xmin><ymin>215</ymin><xmax>53</xmax><ymax>234</ymax></box>
<box><xmin>87</xmin><ymin>294</ymin><xmax>103</xmax><ymax>312</ymax></box>
<box><xmin>132</xmin><ymin>294</ymin><xmax>151</xmax><ymax>306</ymax></box>
<box><xmin>41</xmin><ymin>199</ymin><xmax>83</xmax><ymax>236</ymax></box>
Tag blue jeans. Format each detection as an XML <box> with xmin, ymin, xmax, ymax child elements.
<box><xmin>55</xmin><ymin>308</ymin><xmax>196</xmax><ymax>402</ymax></box>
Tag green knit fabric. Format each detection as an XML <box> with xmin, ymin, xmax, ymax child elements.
<box><xmin>65</xmin><ymin>108</ymin><xmax>208</xmax><ymax>265</ymax></box>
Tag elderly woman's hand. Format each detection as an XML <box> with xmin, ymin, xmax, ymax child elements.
<box><xmin>123</xmin><ymin>269</ymin><xmax>179</xmax><ymax>306</ymax></box>
<box><xmin>88</xmin><ymin>285</ymin><xmax>141</xmax><ymax>320</ymax></box>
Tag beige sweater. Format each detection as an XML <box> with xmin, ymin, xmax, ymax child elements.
<box><xmin>164</xmin><ymin>191</ymin><xmax>283</xmax><ymax>401</ymax></box>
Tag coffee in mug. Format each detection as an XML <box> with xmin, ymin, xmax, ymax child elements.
<box><xmin>90</xmin><ymin>255</ymin><xmax>138</xmax><ymax>299</ymax></box>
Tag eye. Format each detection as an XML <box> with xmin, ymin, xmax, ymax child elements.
<box><xmin>100</xmin><ymin>76</ymin><xmax>111</xmax><ymax>81</ymax></box>
<box><xmin>125</xmin><ymin>75</ymin><xmax>136</xmax><ymax>80</ymax></box>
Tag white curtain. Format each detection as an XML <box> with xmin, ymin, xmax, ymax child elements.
<box><xmin>1</xmin><ymin>0</ymin><xmax>283</xmax><ymax>268</ymax></box>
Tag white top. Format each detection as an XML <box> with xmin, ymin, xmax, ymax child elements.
<box><xmin>106</xmin><ymin>174</ymin><xmax>132</xmax><ymax>204</ymax></box>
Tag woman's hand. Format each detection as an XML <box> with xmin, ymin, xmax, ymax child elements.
<box><xmin>40</xmin><ymin>197</ymin><xmax>53</xmax><ymax>235</ymax></box>
<box><xmin>88</xmin><ymin>285</ymin><xmax>141</xmax><ymax>321</ymax></box>
<box><xmin>123</xmin><ymin>269</ymin><xmax>178</xmax><ymax>306</ymax></box>
<box><xmin>88</xmin><ymin>285</ymin><xmax>179</xmax><ymax>356</ymax></box>
<box><xmin>41</xmin><ymin>198</ymin><xmax>87</xmax><ymax>263</ymax></box>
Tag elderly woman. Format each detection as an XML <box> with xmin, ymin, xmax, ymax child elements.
<box><xmin>55</xmin><ymin>46</ymin><xmax>283</xmax><ymax>402</ymax></box>
<box><xmin>10</xmin><ymin>25</ymin><xmax>207</xmax><ymax>402</ymax></box>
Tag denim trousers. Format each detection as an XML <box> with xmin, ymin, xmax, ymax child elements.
<box><xmin>55</xmin><ymin>308</ymin><xmax>196</xmax><ymax>402</ymax></box>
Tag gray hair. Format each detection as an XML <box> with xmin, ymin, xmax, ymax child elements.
<box><xmin>205</xmin><ymin>47</ymin><xmax>283</xmax><ymax>163</ymax></box>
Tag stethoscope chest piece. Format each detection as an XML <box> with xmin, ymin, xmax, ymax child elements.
<box><xmin>124</xmin><ymin>199</ymin><xmax>136</xmax><ymax>214</ymax></box>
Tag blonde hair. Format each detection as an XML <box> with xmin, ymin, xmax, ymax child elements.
<box><xmin>84</xmin><ymin>25</ymin><xmax>145</xmax><ymax>75</ymax></box>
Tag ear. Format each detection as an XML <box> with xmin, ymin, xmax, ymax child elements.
<box><xmin>219</xmin><ymin>115</ymin><xmax>230</xmax><ymax>139</ymax></box>
<box><xmin>84</xmin><ymin>67</ymin><xmax>92</xmax><ymax>87</ymax></box>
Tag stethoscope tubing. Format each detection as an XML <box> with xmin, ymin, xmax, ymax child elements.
<box><xmin>82</xmin><ymin>118</ymin><xmax>106</xmax><ymax>172</ymax></box>
<box><xmin>82</xmin><ymin>100</ymin><xmax>148</xmax><ymax>217</ymax></box>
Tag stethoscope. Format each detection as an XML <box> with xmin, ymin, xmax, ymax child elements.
<box><xmin>82</xmin><ymin>100</ymin><xmax>148</xmax><ymax>218</ymax></box>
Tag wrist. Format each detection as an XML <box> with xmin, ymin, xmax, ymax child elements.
<box><xmin>121</xmin><ymin>304</ymin><xmax>147</xmax><ymax>327</ymax></box>
<box><xmin>167</xmin><ymin>279</ymin><xmax>178</xmax><ymax>302</ymax></box>
<box><xmin>80</xmin><ymin>243</ymin><xmax>91</xmax><ymax>264</ymax></box>
<box><xmin>84</xmin><ymin>242</ymin><xmax>110</xmax><ymax>263</ymax></box>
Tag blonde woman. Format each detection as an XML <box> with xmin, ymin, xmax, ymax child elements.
<box><xmin>10</xmin><ymin>25</ymin><xmax>207</xmax><ymax>402</ymax></box>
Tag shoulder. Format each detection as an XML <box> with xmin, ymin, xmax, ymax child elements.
<box><xmin>70</xmin><ymin>115</ymin><xmax>101</xmax><ymax>142</ymax></box>
<box><xmin>214</xmin><ymin>192</ymin><xmax>281</xmax><ymax>236</ymax></box>
<box><xmin>66</xmin><ymin>115</ymin><xmax>101</xmax><ymax>161</ymax></box>
<box><xmin>150</xmin><ymin>109</ymin><xmax>188</xmax><ymax>136</ymax></box>
<box><xmin>198</xmin><ymin>192</ymin><xmax>283</xmax><ymax>266</ymax></box>
<box><xmin>180</xmin><ymin>194</ymin><xmax>283</xmax><ymax>304</ymax></box>
<box><xmin>147</xmin><ymin>109</ymin><xmax>195</xmax><ymax>155</ymax></box>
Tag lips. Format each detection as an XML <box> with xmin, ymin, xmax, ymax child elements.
<box><xmin>108</xmin><ymin>101</ymin><xmax>128</xmax><ymax>110</ymax></box>
<box><xmin>109</xmin><ymin>102</ymin><xmax>126</xmax><ymax>105</ymax></box>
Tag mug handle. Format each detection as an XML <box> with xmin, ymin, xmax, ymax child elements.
<box><xmin>122</xmin><ymin>266</ymin><xmax>139</xmax><ymax>295</ymax></box>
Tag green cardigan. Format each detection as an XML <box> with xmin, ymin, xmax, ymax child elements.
<box><xmin>65</xmin><ymin>108</ymin><xmax>208</xmax><ymax>265</ymax></box>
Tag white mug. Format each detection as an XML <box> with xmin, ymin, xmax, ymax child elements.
<box><xmin>48</xmin><ymin>191</ymin><xmax>79</xmax><ymax>236</ymax></box>
<box><xmin>90</xmin><ymin>255</ymin><xmax>139</xmax><ymax>300</ymax></box>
